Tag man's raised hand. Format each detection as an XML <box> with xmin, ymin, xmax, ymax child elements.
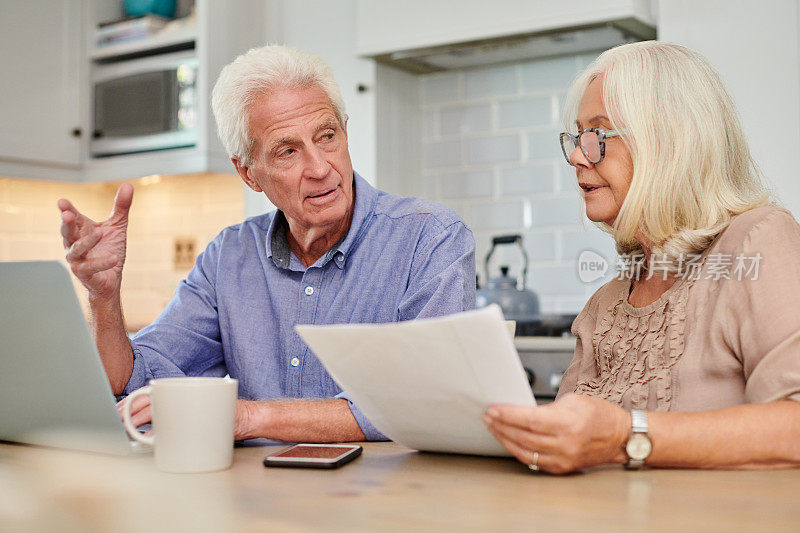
<box><xmin>58</xmin><ymin>183</ymin><xmax>133</xmax><ymax>300</ymax></box>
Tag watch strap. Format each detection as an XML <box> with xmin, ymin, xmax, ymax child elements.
<box><xmin>631</xmin><ymin>409</ymin><xmax>648</xmax><ymax>434</ymax></box>
<box><xmin>625</xmin><ymin>409</ymin><xmax>651</xmax><ymax>469</ymax></box>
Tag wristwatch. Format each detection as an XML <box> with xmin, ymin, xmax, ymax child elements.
<box><xmin>625</xmin><ymin>409</ymin><xmax>652</xmax><ymax>469</ymax></box>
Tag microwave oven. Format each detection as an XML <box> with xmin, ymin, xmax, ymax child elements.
<box><xmin>92</xmin><ymin>51</ymin><xmax>198</xmax><ymax>157</ymax></box>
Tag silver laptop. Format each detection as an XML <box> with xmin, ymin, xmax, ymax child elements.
<box><xmin>0</xmin><ymin>260</ymin><xmax>149</xmax><ymax>455</ymax></box>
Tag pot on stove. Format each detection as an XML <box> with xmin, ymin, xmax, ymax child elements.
<box><xmin>476</xmin><ymin>234</ymin><xmax>540</xmax><ymax>324</ymax></box>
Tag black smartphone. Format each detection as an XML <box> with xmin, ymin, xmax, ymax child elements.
<box><xmin>263</xmin><ymin>444</ymin><xmax>363</xmax><ymax>469</ymax></box>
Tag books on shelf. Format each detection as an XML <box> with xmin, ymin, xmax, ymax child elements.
<box><xmin>95</xmin><ymin>15</ymin><xmax>169</xmax><ymax>47</ymax></box>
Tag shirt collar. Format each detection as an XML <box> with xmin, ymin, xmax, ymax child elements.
<box><xmin>265</xmin><ymin>171</ymin><xmax>378</xmax><ymax>271</ymax></box>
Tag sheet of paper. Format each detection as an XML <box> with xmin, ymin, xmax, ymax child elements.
<box><xmin>296</xmin><ymin>304</ymin><xmax>535</xmax><ymax>457</ymax></box>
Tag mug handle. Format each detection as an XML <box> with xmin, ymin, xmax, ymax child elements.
<box><xmin>122</xmin><ymin>385</ymin><xmax>155</xmax><ymax>446</ymax></box>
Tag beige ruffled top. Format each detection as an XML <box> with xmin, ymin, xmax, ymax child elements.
<box><xmin>559</xmin><ymin>206</ymin><xmax>800</xmax><ymax>411</ymax></box>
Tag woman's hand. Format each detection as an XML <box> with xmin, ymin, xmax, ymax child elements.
<box><xmin>483</xmin><ymin>393</ymin><xmax>631</xmax><ymax>474</ymax></box>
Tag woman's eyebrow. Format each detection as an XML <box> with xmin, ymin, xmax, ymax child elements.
<box><xmin>586</xmin><ymin>115</ymin><xmax>610</xmax><ymax>126</ymax></box>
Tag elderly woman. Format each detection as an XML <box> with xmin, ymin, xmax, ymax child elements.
<box><xmin>483</xmin><ymin>41</ymin><xmax>800</xmax><ymax>473</ymax></box>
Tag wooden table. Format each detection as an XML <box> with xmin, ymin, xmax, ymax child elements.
<box><xmin>1</xmin><ymin>441</ymin><xmax>798</xmax><ymax>532</ymax></box>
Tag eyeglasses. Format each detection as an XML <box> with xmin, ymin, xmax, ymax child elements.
<box><xmin>559</xmin><ymin>128</ymin><xmax>624</xmax><ymax>165</ymax></box>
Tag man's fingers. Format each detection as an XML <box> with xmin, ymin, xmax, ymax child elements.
<box><xmin>116</xmin><ymin>394</ymin><xmax>150</xmax><ymax>413</ymax></box>
<box><xmin>128</xmin><ymin>406</ymin><xmax>152</xmax><ymax>428</ymax></box>
<box><xmin>116</xmin><ymin>395</ymin><xmax>152</xmax><ymax>427</ymax></box>
<box><xmin>70</xmin><ymin>255</ymin><xmax>118</xmax><ymax>280</ymax></box>
<box><xmin>65</xmin><ymin>230</ymin><xmax>102</xmax><ymax>261</ymax></box>
<box><xmin>108</xmin><ymin>183</ymin><xmax>134</xmax><ymax>225</ymax></box>
<box><xmin>59</xmin><ymin>209</ymin><xmax>83</xmax><ymax>246</ymax></box>
<box><xmin>57</xmin><ymin>197</ymin><xmax>78</xmax><ymax>216</ymax></box>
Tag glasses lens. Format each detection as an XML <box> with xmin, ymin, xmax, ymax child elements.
<box><xmin>580</xmin><ymin>130</ymin><xmax>601</xmax><ymax>162</ymax></box>
<box><xmin>560</xmin><ymin>133</ymin><xmax>577</xmax><ymax>164</ymax></box>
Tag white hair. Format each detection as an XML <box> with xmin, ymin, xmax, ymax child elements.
<box><xmin>562</xmin><ymin>41</ymin><xmax>771</xmax><ymax>266</ymax></box>
<box><xmin>211</xmin><ymin>45</ymin><xmax>346</xmax><ymax>166</ymax></box>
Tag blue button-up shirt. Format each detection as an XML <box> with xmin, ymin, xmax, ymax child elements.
<box><xmin>126</xmin><ymin>173</ymin><xmax>475</xmax><ymax>440</ymax></box>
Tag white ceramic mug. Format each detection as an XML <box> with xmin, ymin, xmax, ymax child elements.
<box><xmin>122</xmin><ymin>377</ymin><xmax>238</xmax><ymax>473</ymax></box>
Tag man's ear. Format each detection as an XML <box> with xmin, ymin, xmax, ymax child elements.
<box><xmin>232</xmin><ymin>157</ymin><xmax>262</xmax><ymax>193</ymax></box>
<box><xmin>342</xmin><ymin>114</ymin><xmax>349</xmax><ymax>141</ymax></box>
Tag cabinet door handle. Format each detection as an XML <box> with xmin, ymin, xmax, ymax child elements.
<box><xmin>71</xmin><ymin>127</ymin><xmax>82</xmax><ymax>138</ymax></box>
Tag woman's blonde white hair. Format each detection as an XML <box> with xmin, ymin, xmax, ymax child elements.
<box><xmin>211</xmin><ymin>45</ymin><xmax>346</xmax><ymax>166</ymax></box>
<box><xmin>562</xmin><ymin>41</ymin><xmax>770</xmax><ymax>267</ymax></box>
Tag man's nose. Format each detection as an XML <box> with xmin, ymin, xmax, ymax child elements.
<box><xmin>303</xmin><ymin>145</ymin><xmax>331</xmax><ymax>179</ymax></box>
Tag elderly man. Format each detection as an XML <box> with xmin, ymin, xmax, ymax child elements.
<box><xmin>58</xmin><ymin>45</ymin><xmax>475</xmax><ymax>442</ymax></box>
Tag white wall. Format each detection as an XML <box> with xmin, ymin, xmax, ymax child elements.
<box><xmin>244</xmin><ymin>0</ymin><xmax>377</xmax><ymax>218</ymax></box>
<box><xmin>659</xmin><ymin>0</ymin><xmax>800</xmax><ymax>216</ymax></box>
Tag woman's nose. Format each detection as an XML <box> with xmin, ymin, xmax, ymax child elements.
<box><xmin>569</xmin><ymin>144</ymin><xmax>592</xmax><ymax>168</ymax></box>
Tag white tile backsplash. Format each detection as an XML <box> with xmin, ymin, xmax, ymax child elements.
<box><xmin>497</xmin><ymin>96</ymin><xmax>552</xmax><ymax>129</ymax></box>
<box><xmin>422</xmin><ymin>72</ymin><xmax>461</xmax><ymax>104</ymax></box>
<box><xmin>519</xmin><ymin>56</ymin><xmax>581</xmax><ymax>93</ymax></box>
<box><xmin>527</xmin><ymin>129</ymin><xmax>564</xmax><ymax>161</ymax></box>
<box><xmin>499</xmin><ymin>164</ymin><xmax>555</xmax><ymax>195</ymax></box>
<box><xmin>530</xmin><ymin>264</ymin><xmax>585</xmax><ymax>297</ymax></box>
<box><xmin>557</xmin><ymin>162</ymin><xmax>578</xmax><ymax>193</ymax></box>
<box><xmin>531</xmin><ymin>196</ymin><xmax>584</xmax><ymax>227</ymax></box>
<box><xmin>523</xmin><ymin>230</ymin><xmax>557</xmax><ymax>262</ymax></box>
<box><xmin>561</xmin><ymin>229</ymin><xmax>617</xmax><ymax>264</ymax></box>
<box><xmin>423</xmin><ymin>112</ymin><xmax>437</xmax><ymax>139</ymax></box>
<box><xmin>415</xmin><ymin>52</ymin><xmax>619</xmax><ymax>314</ymax></box>
<box><xmin>440</xmin><ymin>104</ymin><xmax>492</xmax><ymax>135</ymax></box>
<box><xmin>439</xmin><ymin>170</ymin><xmax>493</xmax><ymax>199</ymax></box>
<box><xmin>465</xmin><ymin>64</ymin><xmax>519</xmax><ymax>98</ymax></box>
<box><xmin>423</xmin><ymin>139</ymin><xmax>462</xmax><ymax>168</ymax></box>
<box><xmin>466</xmin><ymin>134</ymin><xmax>522</xmax><ymax>165</ymax></box>
<box><xmin>470</xmin><ymin>200</ymin><xmax>527</xmax><ymax>230</ymax></box>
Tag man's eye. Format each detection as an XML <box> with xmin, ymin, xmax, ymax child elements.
<box><xmin>320</xmin><ymin>132</ymin><xmax>335</xmax><ymax>141</ymax></box>
<box><xmin>279</xmin><ymin>148</ymin><xmax>295</xmax><ymax>157</ymax></box>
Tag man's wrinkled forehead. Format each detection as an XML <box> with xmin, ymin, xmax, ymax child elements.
<box><xmin>247</xmin><ymin>85</ymin><xmax>341</xmax><ymax>144</ymax></box>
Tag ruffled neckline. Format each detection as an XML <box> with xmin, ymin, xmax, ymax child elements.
<box><xmin>620</xmin><ymin>275</ymin><xmax>690</xmax><ymax>317</ymax></box>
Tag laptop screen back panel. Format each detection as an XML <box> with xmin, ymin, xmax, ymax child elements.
<box><xmin>0</xmin><ymin>261</ymin><xmax>133</xmax><ymax>454</ymax></box>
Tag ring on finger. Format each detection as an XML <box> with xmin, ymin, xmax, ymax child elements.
<box><xmin>528</xmin><ymin>451</ymin><xmax>540</xmax><ymax>472</ymax></box>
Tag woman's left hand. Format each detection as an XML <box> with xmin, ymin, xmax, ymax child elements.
<box><xmin>483</xmin><ymin>393</ymin><xmax>631</xmax><ymax>474</ymax></box>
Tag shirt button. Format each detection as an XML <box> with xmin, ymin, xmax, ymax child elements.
<box><xmin>304</xmin><ymin>286</ymin><xmax>314</xmax><ymax>295</ymax></box>
<box><xmin>337</xmin><ymin>255</ymin><xmax>343</xmax><ymax>262</ymax></box>
<box><xmin>290</xmin><ymin>357</ymin><xmax>300</xmax><ymax>367</ymax></box>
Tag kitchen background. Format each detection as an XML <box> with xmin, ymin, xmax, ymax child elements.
<box><xmin>1</xmin><ymin>0</ymin><xmax>798</xmax><ymax>327</ymax></box>
<box><xmin>415</xmin><ymin>53</ymin><xmax>618</xmax><ymax>313</ymax></box>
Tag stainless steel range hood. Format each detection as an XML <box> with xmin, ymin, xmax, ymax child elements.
<box><xmin>373</xmin><ymin>22</ymin><xmax>656</xmax><ymax>73</ymax></box>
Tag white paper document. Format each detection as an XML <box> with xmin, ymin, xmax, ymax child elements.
<box><xmin>295</xmin><ymin>304</ymin><xmax>536</xmax><ymax>456</ymax></box>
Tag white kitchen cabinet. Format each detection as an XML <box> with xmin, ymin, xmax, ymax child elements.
<box><xmin>0</xmin><ymin>0</ymin><xmax>83</xmax><ymax>179</ymax></box>
<box><xmin>80</xmin><ymin>0</ymin><xmax>267</xmax><ymax>182</ymax></box>
<box><xmin>356</xmin><ymin>0</ymin><xmax>657</xmax><ymax>56</ymax></box>
<box><xmin>0</xmin><ymin>0</ymin><xmax>267</xmax><ymax>182</ymax></box>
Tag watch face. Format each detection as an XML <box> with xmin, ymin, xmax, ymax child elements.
<box><xmin>626</xmin><ymin>433</ymin><xmax>652</xmax><ymax>461</ymax></box>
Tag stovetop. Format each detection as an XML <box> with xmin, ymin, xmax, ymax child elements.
<box><xmin>513</xmin><ymin>314</ymin><xmax>577</xmax><ymax>337</ymax></box>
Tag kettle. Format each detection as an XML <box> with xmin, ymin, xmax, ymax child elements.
<box><xmin>476</xmin><ymin>234</ymin><xmax>540</xmax><ymax>324</ymax></box>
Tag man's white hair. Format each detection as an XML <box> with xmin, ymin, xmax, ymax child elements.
<box><xmin>211</xmin><ymin>45</ymin><xmax>346</xmax><ymax>166</ymax></box>
<box><xmin>562</xmin><ymin>41</ymin><xmax>770</xmax><ymax>267</ymax></box>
